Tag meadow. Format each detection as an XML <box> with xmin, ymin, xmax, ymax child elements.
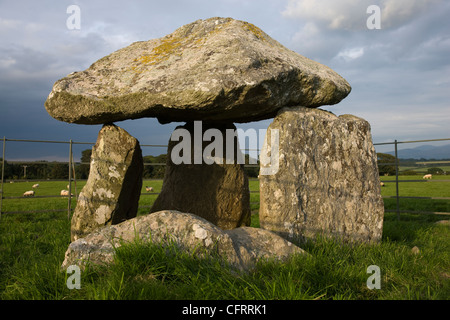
<box><xmin>0</xmin><ymin>177</ymin><xmax>448</xmax><ymax>300</ymax></box>
<box><xmin>379</xmin><ymin>175</ymin><xmax>450</xmax><ymax>214</ymax></box>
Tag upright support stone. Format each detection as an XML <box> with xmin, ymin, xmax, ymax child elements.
<box><xmin>259</xmin><ymin>106</ymin><xmax>384</xmax><ymax>243</ymax></box>
<box><xmin>71</xmin><ymin>124</ymin><xmax>143</xmax><ymax>241</ymax></box>
<box><xmin>150</xmin><ymin>122</ymin><xmax>251</xmax><ymax>229</ymax></box>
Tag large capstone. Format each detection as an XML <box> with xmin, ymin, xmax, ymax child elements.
<box><xmin>45</xmin><ymin>17</ymin><xmax>351</xmax><ymax>125</ymax></box>
<box><xmin>259</xmin><ymin>106</ymin><xmax>384</xmax><ymax>243</ymax></box>
<box><xmin>70</xmin><ymin>124</ymin><xmax>143</xmax><ymax>241</ymax></box>
<box><xmin>150</xmin><ymin>121</ymin><xmax>251</xmax><ymax>229</ymax></box>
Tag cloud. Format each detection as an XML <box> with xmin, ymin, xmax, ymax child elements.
<box><xmin>283</xmin><ymin>0</ymin><xmax>442</xmax><ymax>31</ymax></box>
<box><xmin>283</xmin><ymin>0</ymin><xmax>450</xmax><ymax>72</ymax></box>
<box><xmin>381</xmin><ymin>0</ymin><xmax>441</xmax><ymax>28</ymax></box>
<box><xmin>0</xmin><ymin>0</ymin><xmax>449</xmax><ymax>161</ymax></box>
<box><xmin>283</xmin><ymin>0</ymin><xmax>370</xmax><ymax>31</ymax></box>
<box><xmin>0</xmin><ymin>18</ymin><xmax>22</xmax><ymax>30</ymax></box>
<box><xmin>335</xmin><ymin>47</ymin><xmax>365</xmax><ymax>61</ymax></box>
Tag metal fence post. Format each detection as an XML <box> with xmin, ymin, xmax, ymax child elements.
<box><xmin>394</xmin><ymin>139</ymin><xmax>400</xmax><ymax>220</ymax></box>
<box><xmin>0</xmin><ymin>137</ymin><xmax>5</xmax><ymax>219</ymax></box>
<box><xmin>68</xmin><ymin>139</ymin><xmax>73</xmax><ymax>221</ymax></box>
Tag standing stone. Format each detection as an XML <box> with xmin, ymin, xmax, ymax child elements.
<box><xmin>71</xmin><ymin>124</ymin><xmax>143</xmax><ymax>241</ymax></box>
<box><xmin>150</xmin><ymin>122</ymin><xmax>251</xmax><ymax>229</ymax></box>
<box><xmin>259</xmin><ymin>106</ymin><xmax>384</xmax><ymax>243</ymax></box>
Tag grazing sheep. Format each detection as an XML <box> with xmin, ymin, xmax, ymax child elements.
<box><xmin>23</xmin><ymin>190</ymin><xmax>35</xmax><ymax>197</ymax></box>
<box><xmin>60</xmin><ymin>190</ymin><xmax>74</xmax><ymax>197</ymax></box>
<box><xmin>145</xmin><ymin>186</ymin><xmax>154</xmax><ymax>192</ymax></box>
<box><xmin>423</xmin><ymin>174</ymin><xmax>432</xmax><ymax>179</ymax></box>
<box><xmin>32</xmin><ymin>183</ymin><xmax>39</xmax><ymax>188</ymax></box>
<box><xmin>380</xmin><ymin>182</ymin><xmax>385</xmax><ymax>187</ymax></box>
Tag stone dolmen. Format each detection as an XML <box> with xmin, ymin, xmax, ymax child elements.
<box><xmin>45</xmin><ymin>17</ymin><xmax>383</xmax><ymax>271</ymax></box>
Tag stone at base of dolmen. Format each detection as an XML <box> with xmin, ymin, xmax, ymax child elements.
<box><xmin>259</xmin><ymin>106</ymin><xmax>384</xmax><ymax>243</ymax></box>
<box><xmin>61</xmin><ymin>210</ymin><xmax>307</xmax><ymax>272</ymax></box>
<box><xmin>70</xmin><ymin>124</ymin><xmax>143</xmax><ymax>242</ymax></box>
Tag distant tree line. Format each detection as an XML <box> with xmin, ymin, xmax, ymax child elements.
<box><xmin>0</xmin><ymin>160</ymin><xmax>69</xmax><ymax>180</ymax></box>
<box><xmin>377</xmin><ymin>153</ymin><xmax>447</xmax><ymax>176</ymax></box>
<box><xmin>1</xmin><ymin>150</ymin><xmax>260</xmax><ymax>181</ymax></box>
<box><xmin>2</xmin><ymin>151</ymin><xmax>445</xmax><ymax>180</ymax></box>
<box><xmin>143</xmin><ymin>154</ymin><xmax>167</xmax><ymax>179</ymax></box>
<box><xmin>377</xmin><ymin>153</ymin><xmax>397</xmax><ymax>176</ymax></box>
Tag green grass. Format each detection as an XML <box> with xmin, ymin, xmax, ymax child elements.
<box><xmin>0</xmin><ymin>179</ymin><xmax>163</xmax><ymax>215</ymax></box>
<box><xmin>399</xmin><ymin>165</ymin><xmax>450</xmax><ymax>174</ymax></box>
<box><xmin>380</xmin><ymin>175</ymin><xmax>450</xmax><ymax>214</ymax></box>
<box><xmin>0</xmin><ymin>178</ymin><xmax>449</xmax><ymax>300</ymax></box>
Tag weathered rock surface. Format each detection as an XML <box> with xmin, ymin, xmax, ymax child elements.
<box><xmin>71</xmin><ymin>124</ymin><xmax>143</xmax><ymax>241</ymax></box>
<box><xmin>61</xmin><ymin>210</ymin><xmax>306</xmax><ymax>272</ymax></box>
<box><xmin>259</xmin><ymin>106</ymin><xmax>384</xmax><ymax>243</ymax></box>
<box><xmin>150</xmin><ymin>122</ymin><xmax>251</xmax><ymax>229</ymax></box>
<box><xmin>436</xmin><ymin>220</ymin><xmax>449</xmax><ymax>226</ymax></box>
<box><xmin>45</xmin><ymin>17</ymin><xmax>351</xmax><ymax>125</ymax></box>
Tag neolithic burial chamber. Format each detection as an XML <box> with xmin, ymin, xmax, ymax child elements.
<box><xmin>45</xmin><ymin>17</ymin><xmax>384</xmax><ymax>270</ymax></box>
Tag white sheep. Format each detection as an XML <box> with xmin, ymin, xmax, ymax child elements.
<box><xmin>32</xmin><ymin>183</ymin><xmax>39</xmax><ymax>188</ymax></box>
<box><xmin>423</xmin><ymin>174</ymin><xmax>432</xmax><ymax>179</ymax></box>
<box><xmin>23</xmin><ymin>190</ymin><xmax>35</xmax><ymax>197</ymax></box>
<box><xmin>60</xmin><ymin>190</ymin><xmax>74</xmax><ymax>197</ymax></box>
<box><xmin>380</xmin><ymin>182</ymin><xmax>385</xmax><ymax>187</ymax></box>
<box><xmin>145</xmin><ymin>186</ymin><xmax>154</xmax><ymax>192</ymax></box>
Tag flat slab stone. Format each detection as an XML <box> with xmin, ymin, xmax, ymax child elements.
<box><xmin>45</xmin><ymin>17</ymin><xmax>351</xmax><ymax>125</ymax></box>
<box><xmin>61</xmin><ymin>210</ymin><xmax>307</xmax><ymax>272</ymax></box>
<box><xmin>259</xmin><ymin>107</ymin><xmax>384</xmax><ymax>243</ymax></box>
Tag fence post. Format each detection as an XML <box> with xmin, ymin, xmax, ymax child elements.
<box><xmin>0</xmin><ymin>137</ymin><xmax>5</xmax><ymax>219</ymax></box>
<box><xmin>394</xmin><ymin>139</ymin><xmax>400</xmax><ymax>220</ymax></box>
<box><xmin>68</xmin><ymin>139</ymin><xmax>73</xmax><ymax>221</ymax></box>
<box><xmin>71</xmin><ymin>151</ymin><xmax>77</xmax><ymax>202</ymax></box>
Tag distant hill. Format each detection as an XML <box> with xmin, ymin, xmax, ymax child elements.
<box><xmin>386</xmin><ymin>144</ymin><xmax>450</xmax><ymax>160</ymax></box>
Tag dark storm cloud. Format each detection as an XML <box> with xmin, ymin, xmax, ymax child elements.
<box><xmin>282</xmin><ymin>0</ymin><xmax>450</xmax><ymax>143</ymax></box>
<box><xmin>0</xmin><ymin>0</ymin><xmax>449</xmax><ymax>161</ymax></box>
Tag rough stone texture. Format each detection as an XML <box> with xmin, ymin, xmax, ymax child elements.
<box><xmin>61</xmin><ymin>210</ymin><xmax>306</xmax><ymax>272</ymax></box>
<box><xmin>71</xmin><ymin>124</ymin><xmax>143</xmax><ymax>241</ymax></box>
<box><xmin>150</xmin><ymin>122</ymin><xmax>251</xmax><ymax>229</ymax></box>
<box><xmin>259</xmin><ymin>106</ymin><xmax>384</xmax><ymax>243</ymax></box>
<box><xmin>45</xmin><ymin>17</ymin><xmax>351</xmax><ymax>125</ymax></box>
<box><xmin>436</xmin><ymin>220</ymin><xmax>449</xmax><ymax>226</ymax></box>
<box><xmin>225</xmin><ymin>227</ymin><xmax>304</xmax><ymax>269</ymax></box>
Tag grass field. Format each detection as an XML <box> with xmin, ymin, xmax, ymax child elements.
<box><xmin>0</xmin><ymin>177</ymin><xmax>449</xmax><ymax>300</ymax></box>
<box><xmin>380</xmin><ymin>175</ymin><xmax>450</xmax><ymax>214</ymax></box>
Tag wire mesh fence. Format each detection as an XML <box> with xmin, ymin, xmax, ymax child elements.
<box><xmin>374</xmin><ymin>138</ymin><xmax>450</xmax><ymax>219</ymax></box>
<box><xmin>1</xmin><ymin>136</ymin><xmax>449</xmax><ymax>220</ymax></box>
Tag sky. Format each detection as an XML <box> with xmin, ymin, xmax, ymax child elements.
<box><xmin>0</xmin><ymin>0</ymin><xmax>449</xmax><ymax>161</ymax></box>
